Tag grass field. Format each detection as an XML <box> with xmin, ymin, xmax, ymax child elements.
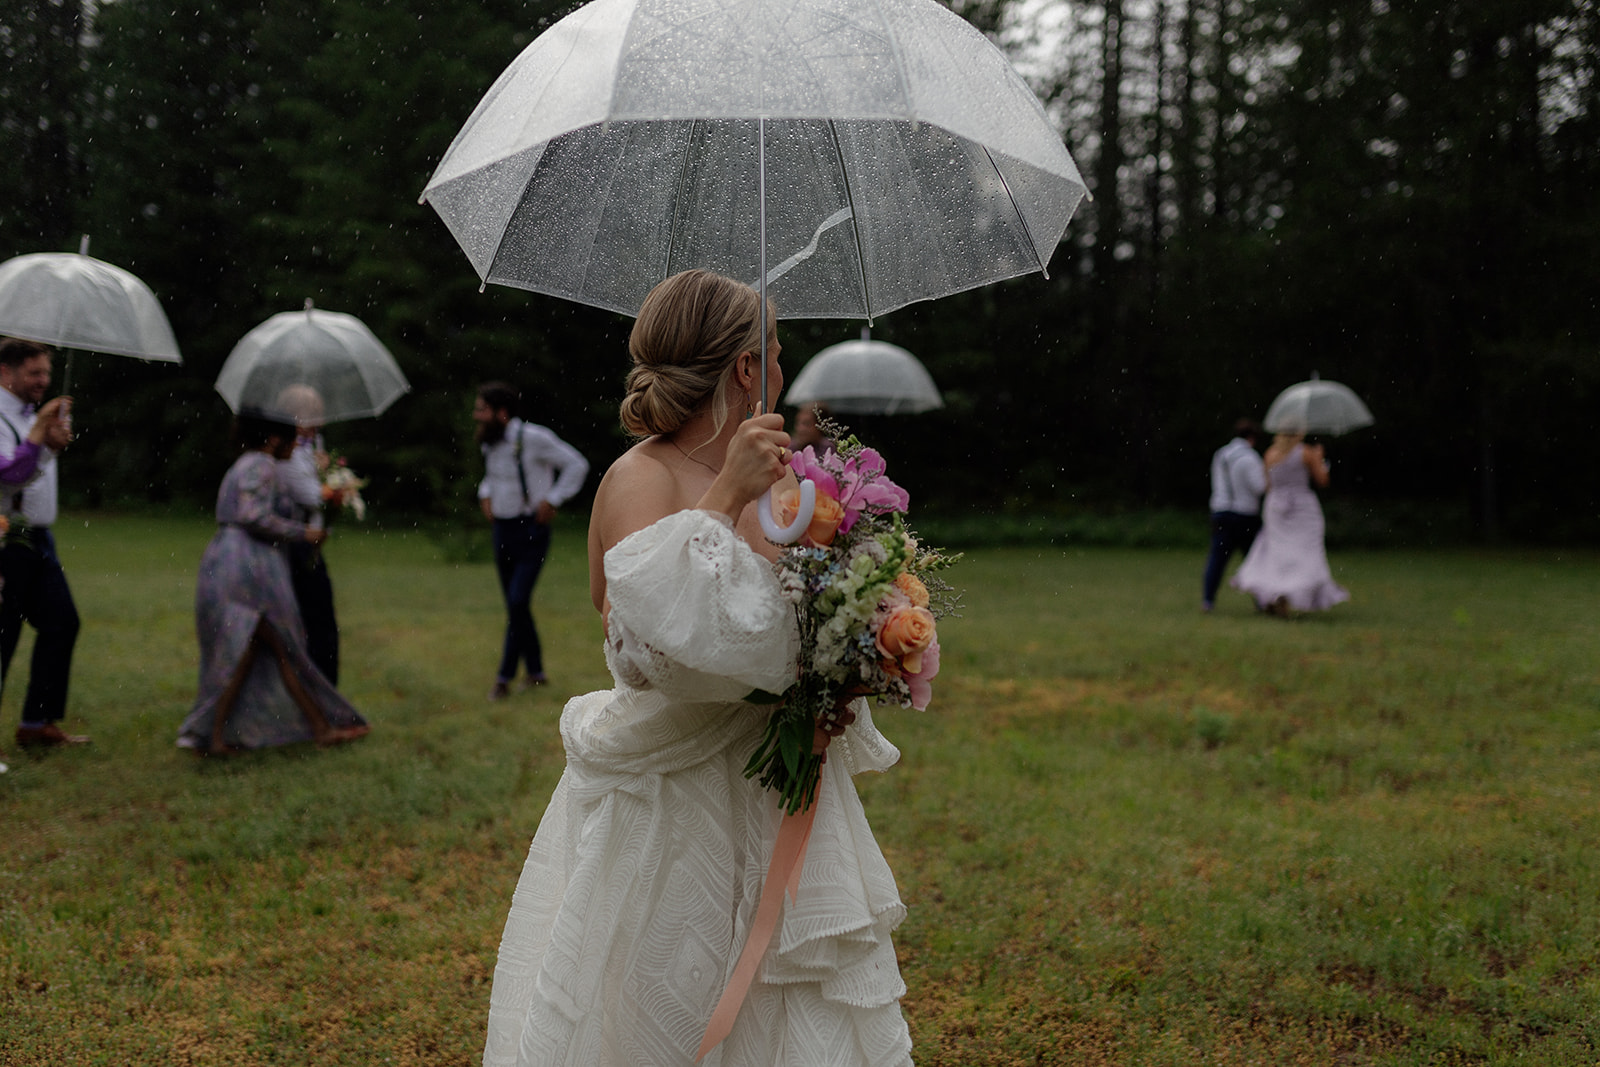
<box><xmin>2</xmin><ymin>513</ymin><xmax>1597</xmax><ymax>1065</ymax></box>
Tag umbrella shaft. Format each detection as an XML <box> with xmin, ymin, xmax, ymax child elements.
<box><xmin>758</xmin><ymin>118</ymin><xmax>769</xmax><ymax>416</ymax></box>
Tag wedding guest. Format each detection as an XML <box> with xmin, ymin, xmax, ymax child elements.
<box><xmin>274</xmin><ymin>385</ymin><xmax>341</xmax><ymax>684</ymax></box>
<box><xmin>1231</xmin><ymin>432</ymin><xmax>1349</xmax><ymax>616</ymax></box>
<box><xmin>1202</xmin><ymin>417</ymin><xmax>1266</xmax><ymax>612</ymax></box>
<box><xmin>177</xmin><ymin>412</ymin><xmax>368</xmax><ymax>754</ymax></box>
<box><xmin>789</xmin><ymin>400</ymin><xmax>833</xmax><ymax>453</ymax></box>
<box><xmin>482</xmin><ymin>269</ymin><xmax>912</xmax><ymax>1067</ymax></box>
<box><xmin>473</xmin><ymin>381</ymin><xmax>589</xmax><ymax>699</ymax></box>
<box><xmin>0</xmin><ymin>338</ymin><xmax>86</xmax><ymax>748</ymax></box>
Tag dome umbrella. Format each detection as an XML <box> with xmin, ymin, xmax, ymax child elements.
<box><xmin>1263</xmin><ymin>373</ymin><xmax>1374</xmax><ymax>436</ymax></box>
<box><xmin>785</xmin><ymin>329</ymin><xmax>944</xmax><ymax>416</ymax></box>
<box><xmin>214</xmin><ymin>301</ymin><xmax>410</xmax><ymax>426</ymax></box>
<box><xmin>420</xmin><ymin>0</ymin><xmax>1088</xmax><ymax>541</ymax></box>
<box><xmin>0</xmin><ymin>236</ymin><xmax>181</xmax><ymax>393</ymax></box>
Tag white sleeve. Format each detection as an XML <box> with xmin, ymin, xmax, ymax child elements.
<box><xmin>1238</xmin><ymin>452</ymin><xmax>1267</xmax><ymax>498</ymax></box>
<box><xmin>603</xmin><ymin>510</ymin><xmax>798</xmax><ymax>700</ymax></box>
<box><xmin>526</xmin><ymin>426</ymin><xmax>590</xmax><ymax>507</ymax></box>
<box><xmin>277</xmin><ymin>449</ymin><xmax>323</xmax><ymax>510</ymax></box>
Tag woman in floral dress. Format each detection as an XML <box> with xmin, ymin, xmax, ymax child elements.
<box><xmin>177</xmin><ymin>413</ymin><xmax>368</xmax><ymax>754</ymax></box>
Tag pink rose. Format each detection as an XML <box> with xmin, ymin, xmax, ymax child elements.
<box><xmin>905</xmin><ymin>636</ymin><xmax>940</xmax><ymax>710</ymax></box>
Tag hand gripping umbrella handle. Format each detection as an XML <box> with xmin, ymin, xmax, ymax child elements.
<box><xmin>759</xmin><ymin>479</ymin><xmax>815</xmax><ymax>543</ymax></box>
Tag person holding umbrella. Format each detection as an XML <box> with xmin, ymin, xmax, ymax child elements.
<box><xmin>273</xmin><ymin>385</ymin><xmax>342</xmax><ymax>685</ymax></box>
<box><xmin>473</xmin><ymin>381</ymin><xmax>589</xmax><ymax>699</ymax></box>
<box><xmin>0</xmin><ymin>338</ymin><xmax>87</xmax><ymax>749</ymax></box>
<box><xmin>177</xmin><ymin>410</ymin><xmax>368</xmax><ymax>754</ymax></box>
<box><xmin>1231</xmin><ymin>431</ymin><xmax>1349</xmax><ymax>616</ymax></box>
<box><xmin>482</xmin><ymin>270</ymin><xmax>912</xmax><ymax>1067</ymax></box>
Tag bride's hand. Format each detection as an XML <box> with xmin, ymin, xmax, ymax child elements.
<box><xmin>698</xmin><ymin>413</ymin><xmax>791</xmax><ymax>521</ymax></box>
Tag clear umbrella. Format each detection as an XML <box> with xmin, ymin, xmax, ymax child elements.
<box><xmin>214</xmin><ymin>300</ymin><xmax>410</xmax><ymax>426</ymax></box>
<box><xmin>785</xmin><ymin>329</ymin><xmax>943</xmax><ymax>415</ymax></box>
<box><xmin>1263</xmin><ymin>374</ymin><xmax>1374</xmax><ymax>436</ymax></box>
<box><xmin>421</xmin><ymin>0</ymin><xmax>1087</xmax><ymax>540</ymax></box>
<box><xmin>0</xmin><ymin>236</ymin><xmax>182</xmax><ymax>392</ymax></box>
<box><xmin>421</xmin><ymin>0</ymin><xmax>1087</xmax><ymax>325</ymax></box>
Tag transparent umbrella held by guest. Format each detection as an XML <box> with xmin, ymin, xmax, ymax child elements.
<box><xmin>420</xmin><ymin>0</ymin><xmax>1089</xmax><ymax>541</ymax></box>
<box><xmin>785</xmin><ymin>327</ymin><xmax>944</xmax><ymax>416</ymax></box>
<box><xmin>1263</xmin><ymin>372</ymin><xmax>1375</xmax><ymax>436</ymax></box>
<box><xmin>214</xmin><ymin>300</ymin><xmax>410</xmax><ymax>426</ymax></box>
<box><xmin>0</xmin><ymin>235</ymin><xmax>182</xmax><ymax>396</ymax></box>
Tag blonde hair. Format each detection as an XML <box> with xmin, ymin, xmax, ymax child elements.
<box><xmin>621</xmin><ymin>270</ymin><xmax>772</xmax><ymax>439</ymax></box>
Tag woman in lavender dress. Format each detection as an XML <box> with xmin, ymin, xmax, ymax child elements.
<box><xmin>178</xmin><ymin>414</ymin><xmax>368</xmax><ymax>755</ymax></box>
<box><xmin>1231</xmin><ymin>433</ymin><xmax>1349</xmax><ymax>616</ymax></box>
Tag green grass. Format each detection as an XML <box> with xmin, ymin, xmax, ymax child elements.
<box><xmin>2</xmin><ymin>515</ymin><xmax>1597</xmax><ymax>1065</ymax></box>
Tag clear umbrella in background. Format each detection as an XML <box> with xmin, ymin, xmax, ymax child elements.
<box><xmin>420</xmin><ymin>0</ymin><xmax>1088</xmax><ymax>540</ymax></box>
<box><xmin>0</xmin><ymin>236</ymin><xmax>182</xmax><ymax>393</ymax></box>
<box><xmin>1263</xmin><ymin>373</ymin><xmax>1375</xmax><ymax>436</ymax></box>
<box><xmin>214</xmin><ymin>300</ymin><xmax>410</xmax><ymax>426</ymax></box>
<box><xmin>784</xmin><ymin>328</ymin><xmax>944</xmax><ymax>416</ymax></box>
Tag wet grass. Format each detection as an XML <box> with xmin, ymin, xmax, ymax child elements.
<box><xmin>2</xmin><ymin>515</ymin><xmax>1597</xmax><ymax>1064</ymax></box>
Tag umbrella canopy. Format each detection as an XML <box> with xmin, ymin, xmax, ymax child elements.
<box><xmin>214</xmin><ymin>302</ymin><xmax>410</xmax><ymax>426</ymax></box>
<box><xmin>1263</xmin><ymin>376</ymin><xmax>1374</xmax><ymax>436</ymax></box>
<box><xmin>420</xmin><ymin>0</ymin><xmax>1089</xmax><ymax>322</ymax></box>
<box><xmin>0</xmin><ymin>240</ymin><xmax>181</xmax><ymax>363</ymax></box>
<box><xmin>785</xmin><ymin>335</ymin><xmax>944</xmax><ymax>415</ymax></box>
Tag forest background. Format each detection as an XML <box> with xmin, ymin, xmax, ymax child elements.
<box><xmin>2</xmin><ymin>0</ymin><xmax>1597</xmax><ymax>544</ymax></box>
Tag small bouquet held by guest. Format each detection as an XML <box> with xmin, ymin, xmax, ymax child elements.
<box><xmin>319</xmin><ymin>454</ymin><xmax>369</xmax><ymax>520</ymax></box>
<box><xmin>746</xmin><ymin>425</ymin><xmax>959</xmax><ymax>814</ymax></box>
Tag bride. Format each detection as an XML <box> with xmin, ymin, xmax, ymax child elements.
<box><xmin>483</xmin><ymin>269</ymin><xmax>914</xmax><ymax>1067</ymax></box>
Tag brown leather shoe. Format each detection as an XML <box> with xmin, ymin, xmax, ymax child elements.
<box><xmin>15</xmin><ymin>723</ymin><xmax>90</xmax><ymax>747</ymax></box>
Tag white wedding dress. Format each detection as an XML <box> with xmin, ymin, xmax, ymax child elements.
<box><xmin>483</xmin><ymin>510</ymin><xmax>914</xmax><ymax>1067</ymax></box>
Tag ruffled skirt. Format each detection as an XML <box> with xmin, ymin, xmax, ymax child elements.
<box><xmin>483</xmin><ymin>687</ymin><xmax>912</xmax><ymax>1067</ymax></box>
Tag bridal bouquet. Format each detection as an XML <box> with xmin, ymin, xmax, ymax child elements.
<box><xmin>320</xmin><ymin>455</ymin><xmax>369</xmax><ymax>520</ymax></box>
<box><xmin>745</xmin><ymin>429</ymin><xmax>959</xmax><ymax>814</ymax></box>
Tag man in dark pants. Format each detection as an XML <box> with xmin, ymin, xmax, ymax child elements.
<box><xmin>1202</xmin><ymin>417</ymin><xmax>1266</xmax><ymax>612</ymax></box>
<box><xmin>275</xmin><ymin>385</ymin><xmax>341</xmax><ymax>685</ymax></box>
<box><xmin>0</xmin><ymin>338</ymin><xmax>86</xmax><ymax>748</ymax></box>
<box><xmin>473</xmin><ymin>382</ymin><xmax>589</xmax><ymax>700</ymax></box>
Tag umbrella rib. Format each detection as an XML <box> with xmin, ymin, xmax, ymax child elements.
<box><xmin>826</xmin><ymin>119</ymin><xmax>873</xmax><ymax>321</ymax></box>
<box><xmin>665</xmin><ymin>119</ymin><xmax>702</xmax><ymax>283</ymax></box>
<box><xmin>981</xmin><ymin>145</ymin><xmax>1047</xmax><ymax>280</ymax></box>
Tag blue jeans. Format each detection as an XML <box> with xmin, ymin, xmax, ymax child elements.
<box><xmin>493</xmin><ymin>516</ymin><xmax>552</xmax><ymax>681</ymax></box>
<box><xmin>1203</xmin><ymin>511</ymin><xmax>1263</xmax><ymax>606</ymax></box>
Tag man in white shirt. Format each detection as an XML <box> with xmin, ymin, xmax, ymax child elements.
<box><xmin>473</xmin><ymin>382</ymin><xmax>590</xmax><ymax>700</ymax></box>
<box><xmin>1203</xmin><ymin>418</ymin><xmax>1266</xmax><ymax>612</ymax></box>
<box><xmin>275</xmin><ymin>385</ymin><xmax>341</xmax><ymax>685</ymax></box>
<box><xmin>0</xmin><ymin>338</ymin><xmax>87</xmax><ymax>747</ymax></box>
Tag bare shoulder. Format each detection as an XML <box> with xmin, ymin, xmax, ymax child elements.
<box><xmin>592</xmin><ymin>440</ymin><xmax>690</xmax><ymax>554</ymax></box>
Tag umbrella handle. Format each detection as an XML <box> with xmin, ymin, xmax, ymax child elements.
<box><xmin>759</xmin><ymin>479</ymin><xmax>815</xmax><ymax>544</ymax></box>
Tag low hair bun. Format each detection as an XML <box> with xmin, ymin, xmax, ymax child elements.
<box><xmin>622</xmin><ymin>270</ymin><xmax>771</xmax><ymax>440</ymax></box>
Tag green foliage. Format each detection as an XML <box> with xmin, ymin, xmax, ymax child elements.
<box><xmin>3</xmin><ymin>515</ymin><xmax>1599</xmax><ymax>1064</ymax></box>
<box><xmin>1</xmin><ymin>0</ymin><xmax>1596</xmax><ymax>539</ymax></box>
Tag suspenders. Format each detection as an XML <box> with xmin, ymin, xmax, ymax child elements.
<box><xmin>511</xmin><ymin>423</ymin><xmax>532</xmax><ymax>511</ymax></box>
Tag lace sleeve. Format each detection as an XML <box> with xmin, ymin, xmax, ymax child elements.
<box><xmin>604</xmin><ymin>510</ymin><xmax>799</xmax><ymax>700</ymax></box>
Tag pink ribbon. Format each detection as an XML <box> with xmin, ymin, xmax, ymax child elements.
<box><xmin>694</xmin><ymin>801</ymin><xmax>818</xmax><ymax>1061</ymax></box>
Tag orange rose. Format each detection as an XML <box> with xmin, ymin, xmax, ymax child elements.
<box><xmin>777</xmin><ymin>487</ymin><xmax>846</xmax><ymax>547</ymax></box>
<box><xmin>875</xmin><ymin>605</ymin><xmax>936</xmax><ymax>674</ymax></box>
<box><xmin>895</xmin><ymin>571</ymin><xmax>930</xmax><ymax>608</ymax></box>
